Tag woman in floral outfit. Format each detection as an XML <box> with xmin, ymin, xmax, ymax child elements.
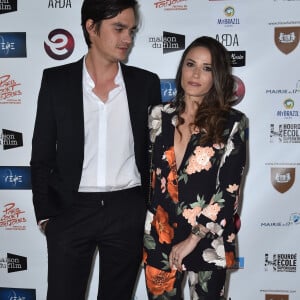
<box><xmin>144</xmin><ymin>36</ymin><xmax>248</xmax><ymax>300</ymax></box>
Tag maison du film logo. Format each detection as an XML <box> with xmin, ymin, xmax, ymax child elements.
<box><xmin>48</xmin><ymin>0</ymin><xmax>72</xmax><ymax>8</ymax></box>
<box><xmin>217</xmin><ymin>6</ymin><xmax>240</xmax><ymax>27</ymax></box>
<box><xmin>0</xmin><ymin>32</ymin><xmax>26</xmax><ymax>58</ymax></box>
<box><xmin>270</xmin><ymin>123</ymin><xmax>300</xmax><ymax>143</ymax></box>
<box><xmin>0</xmin><ymin>166</ymin><xmax>31</xmax><ymax>190</ymax></box>
<box><xmin>265</xmin><ymin>253</ymin><xmax>297</xmax><ymax>272</ymax></box>
<box><xmin>44</xmin><ymin>28</ymin><xmax>75</xmax><ymax>60</ymax></box>
<box><xmin>0</xmin><ymin>288</ymin><xmax>36</xmax><ymax>300</ymax></box>
<box><xmin>271</xmin><ymin>167</ymin><xmax>295</xmax><ymax>193</ymax></box>
<box><xmin>153</xmin><ymin>0</ymin><xmax>188</xmax><ymax>11</ymax></box>
<box><xmin>0</xmin><ymin>129</ymin><xmax>23</xmax><ymax>150</ymax></box>
<box><xmin>274</xmin><ymin>26</ymin><xmax>300</xmax><ymax>54</ymax></box>
<box><xmin>276</xmin><ymin>98</ymin><xmax>300</xmax><ymax>119</ymax></box>
<box><xmin>0</xmin><ymin>0</ymin><xmax>17</xmax><ymax>14</ymax></box>
<box><xmin>0</xmin><ymin>202</ymin><xmax>27</xmax><ymax>230</ymax></box>
<box><xmin>0</xmin><ymin>74</ymin><xmax>22</xmax><ymax>104</ymax></box>
<box><xmin>148</xmin><ymin>31</ymin><xmax>185</xmax><ymax>54</ymax></box>
<box><xmin>0</xmin><ymin>253</ymin><xmax>27</xmax><ymax>273</ymax></box>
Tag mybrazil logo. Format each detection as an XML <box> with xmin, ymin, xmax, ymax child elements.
<box><xmin>0</xmin><ymin>287</ymin><xmax>36</xmax><ymax>300</ymax></box>
<box><xmin>0</xmin><ymin>166</ymin><xmax>31</xmax><ymax>189</ymax></box>
<box><xmin>44</xmin><ymin>28</ymin><xmax>75</xmax><ymax>60</ymax></box>
<box><xmin>0</xmin><ymin>32</ymin><xmax>26</xmax><ymax>58</ymax></box>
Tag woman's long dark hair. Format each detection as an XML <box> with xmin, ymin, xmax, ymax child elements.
<box><xmin>173</xmin><ymin>36</ymin><xmax>234</xmax><ymax>145</ymax></box>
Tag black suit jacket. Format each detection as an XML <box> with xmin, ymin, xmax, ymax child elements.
<box><xmin>30</xmin><ymin>57</ymin><xmax>161</xmax><ymax>222</ymax></box>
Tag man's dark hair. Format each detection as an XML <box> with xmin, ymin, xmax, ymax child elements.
<box><xmin>81</xmin><ymin>0</ymin><xmax>138</xmax><ymax>48</ymax></box>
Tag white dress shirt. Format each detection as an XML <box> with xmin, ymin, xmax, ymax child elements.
<box><xmin>78</xmin><ymin>59</ymin><xmax>141</xmax><ymax>192</ymax></box>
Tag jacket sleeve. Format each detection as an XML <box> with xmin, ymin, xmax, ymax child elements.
<box><xmin>197</xmin><ymin>113</ymin><xmax>248</xmax><ymax>236</ymax></box>
<box><xmin>30</xmin><ymin>69</ymin><xmax>57</xmax><ymax>222</ymax></box>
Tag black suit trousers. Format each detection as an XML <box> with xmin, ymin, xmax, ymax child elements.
<box><xmin>45</xmin><ymin>187</ymin><xmax>146</xmax><ymax>300</ymax></box>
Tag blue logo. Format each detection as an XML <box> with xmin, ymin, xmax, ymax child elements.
<box><xmin>0</xmin><ymin>32</ymin><xmax>26</xmax><ymax>58</ymax></box>
<box><xmin>0</xmin><ymin>287</ymin><xmax>36</xmax><ymax>300</ymax></box>
<box><xmin>0</xmin><ymin>167</ymin><xmax>31</xmax><ymax>189</ymax></box>
<box><xmin>160</xmin><ymin>79</ymin><xmax>177</xmax><ymax>102</ymax></box>
<box><xmin>229</xmin><ymin>256</ymin><xmax>244</xmax><ymax>269</ymax></box>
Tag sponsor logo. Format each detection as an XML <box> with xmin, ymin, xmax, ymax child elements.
<box><xmin>265</xmin><ymin>253</ymin><xmax>297</xmax><ymax>272</ymax></box>
<box><xmin>228</xmin><ymin>75</ymin><xmax>245</xmax><ymax>106</ymax></box>
<box><xmin>0</xmin><ymin>202</ymin><xmax>27</xmax><ymax>230</ymax></box>
<box><xmin>270</xmin><ymin>123</ymin><xmax>300</xmax><ymax>143</ymax></box>
<box><xmin>0</xmin><ymin>253</ymin><xmax>27</xmax><ymax>272</ymax></box>
<box><xmin>0</xmin><ymin>0</ymin><xmax>17</xmax><ymax>14</ymax></box>
<box><xmin>0</xmin><ymin>287</ymin><xmax>36</xmax><ymax>299</ymax></box>
<box><xmin>266</xmin><ymin>80</ymin><xmax>300</xmax><ymax>95</ymax></box>
<box><xmin>0</xmin><ymin>74</ymin><xmax>22</xmax><ymax>104</ymax></box>
<box><xmin>274</xmin><ymin>26</ymin><xmax>300</xmax><ymax>54</ymax></box>
<box><xmin>276</xmin><ymin>98</ymin><xmax>300</xmax><ymax>119</ymax></box>
<box><xmin>0</xmin><ymin>129</ymin><xmax>23</xmax><ymax>150</ymax></box>
<box><xmin>153</xmin><ymin>0</ymin><xmax>187</xmax><ymax>10</ymax></box>
<box><xmin>217</xmin><ymin>6</ymin><xmax>240</xmax><ymax>27</ymax></box>
<box><xmin>48</xmin><ymin>0</ymin><xmax>72</xmax><ymax>8</ymax></box>
<box><xmin>0</xmin><ymin>166</ymin><xmax>31</xmax><ymax>189</ymax></box>
<box><xmin>266</xmin><ymin>295</ymin><xmax>289</xmax><ymax>300</ymax></box>
<box><xmin>261</xmin><ymin>212</ymin><xmax>300</xmax><ymax>228</ymax></box>
<box><xmin>216</xmin><ymin>33</ymin><xmax>239</xmax><ymax>47</ymax></box>
<box><xmin>229</xmin><ymin>256</ymin><xmax>244</xmax><ymax>269</ymax></box>
<box><xmin>160</xmin><ymin>79</ymin><xmax>176</xmax><ymax>102</ymax></box>
<box><xmin>271</xmin><ymin>167</ymin><xmax>295</xmax><ymax>193</ymax></box>
<box><xmin>0</xmin><ymin>32</ymin><xmax>26</xmax><ymax>58</ymax></box>
<box><xmin>148</xmin><ymin>31</ymin><xmax>185</xmax><ymax>54</ymax></box>
<box><xmin>44</xmin><ymin>28</ymin><xmax>75</xmax><ymax>60</ymax></box>
<box><xmin>228</xmin><ymin>51</ymin><xmax>246</xmax><ymax>67</ymax></box>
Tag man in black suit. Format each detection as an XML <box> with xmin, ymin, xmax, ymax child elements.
<box><xmin>30</xmin><ymin>0</ymin><xmax>161</xmax><ymax>299</ymax></box>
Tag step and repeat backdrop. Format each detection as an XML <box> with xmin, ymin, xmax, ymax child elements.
<box><xmin>1</xmin><ymin>0</ymin><xmax>299</xmax><ymax>299</ymax></box>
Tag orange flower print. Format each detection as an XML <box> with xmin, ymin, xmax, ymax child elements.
<box><xmin>152</xmin><ymin>205</ymin><xmax>174</xmax><ymax>244</ymax></box>
<box><xmin>226</xmin><ymin>183</ymin><xmax>239</xmax><ymax>193</ymax></box>
<box><xmin>182</xmin><ymin>206</ymin><xmax>202</xmax><ymax>226</ymax></box>
<box><xmin>202</xmin><ymin>200</ymin><xmax>221</xmax><ymax>221</ymax></box>
<box><xmin>227</xmin><ymin>233</ymin><xmax>236</xmax><ymax>243</ymax></box>
<box><xmin>145</xmin><ymin>265</ymin><xmax>177</xmax><ymax>296</ymax></box>
<box><xmin>161</xmin><ymin>177</ymin><xmax>166</xmax><ymax>193</ymax></box>
<box><xmin>186</xmin><ymin>146</ymin><xmax>215</xmax><ymax>175</ymax></box>
<box><xmin>151</xmin><ymin>170</ymin><xmax>156</xmax><ymax>190</ymax></box>
<box><xmin>164</xmin><ymin>147</ymin><xmax>178</xmax><ymax>203</ymax></box>
<box><xmin>225</xmin><ymin>251</ymin><xmax>235</xmax><ymax>268</ymax></box>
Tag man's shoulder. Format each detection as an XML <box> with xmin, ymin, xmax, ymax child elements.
<box><xmin>121</xmin><ymin>63</ymin><xmax>158</xmax><ymax>79</ymax></box>
<box><xmin>43</xmin><ymin>57</ymin><xmax>83</xmax><ymax>75</ymax></box>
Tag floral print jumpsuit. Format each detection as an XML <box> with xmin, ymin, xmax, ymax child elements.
<box><xmin>144</xmin><ymin>103</ymin><xmax>247</xmax><ymax>300</ymax></box>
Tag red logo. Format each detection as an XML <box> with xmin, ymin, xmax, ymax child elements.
<box><xmin>44</xmin><ymin>28</ymin><xmax>75</xmax><ymax>60</ymax></box>
<box><xmin>0</xmin><ymin>202</ymin><xmax>27</xmax><ymax>230</ymax></box>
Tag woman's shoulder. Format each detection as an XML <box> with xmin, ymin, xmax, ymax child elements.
<box><xmin>228</xmin><ymin>107</ymin><xmax>247</xmax><ymax>123</ymax></box>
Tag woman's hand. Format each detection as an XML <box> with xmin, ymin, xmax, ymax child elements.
<box><xmin>168</xmin><ymin>234</ymin><xmax>201</xmax><ymax>272</ymax></box>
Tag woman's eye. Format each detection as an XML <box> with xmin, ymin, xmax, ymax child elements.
<box><xmin>186</xmin><ymin>62</ymin><xmax>194</xmax><ymax>67</ymax></box>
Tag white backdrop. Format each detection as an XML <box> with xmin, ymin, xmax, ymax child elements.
<box><xmin>1</xmin><ymin>0</ymin><xmax>300</xmax><ymax>299</ymax></box>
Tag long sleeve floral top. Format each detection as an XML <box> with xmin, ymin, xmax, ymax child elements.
<box><xmin>144</xmin><ymin>103</ymin><xmax>247</xmax><ymax>272</ymax></box>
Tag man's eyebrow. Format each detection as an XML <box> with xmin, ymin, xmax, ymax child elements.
<box><xmin>112</xmin><ymin>22</ymin><xmax>137</xmax><ymax>30</ymax></box>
